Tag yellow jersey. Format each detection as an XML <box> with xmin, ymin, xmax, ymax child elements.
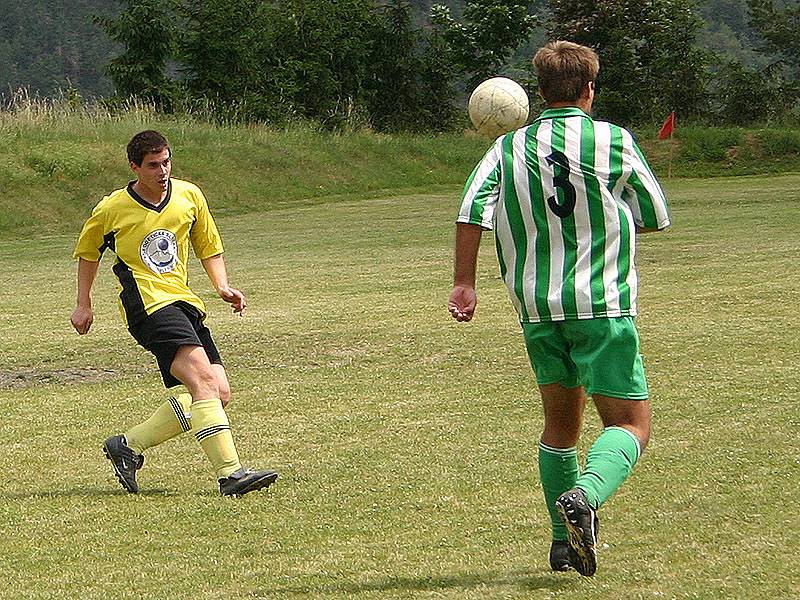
<box><xmin>74</xmin><ymin>178</ymin><xmax>224</xmax><ymax>326</ymax></box>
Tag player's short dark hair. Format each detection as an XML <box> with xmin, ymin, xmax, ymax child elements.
<box><xmin>533</xmin><ymin>41</ymin><xmax>600</xmax><ymax>104</ymax></box>
<box><xmin>127</xmin><ymin>130</ymin><xmax>170</xmax><ymax>166</ymax></box>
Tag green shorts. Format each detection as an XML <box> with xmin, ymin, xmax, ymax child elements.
<box><xmin>521</xmin><ymin>316</ymin><xmax>649</xmax><ymax>400</ymax></box>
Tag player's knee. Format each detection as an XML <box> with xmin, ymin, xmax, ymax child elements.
<box><xmin>218</xmin><ymin>382</ymin><xmax>231</xmax><ymax>408</ymax></box>
<box><xmin>541</xmin><ymin>420</ymin><xmax>581</xmax><ymax>448</ymax></box>
<box><xmin>629</xmin><ymin>408</ymin><xmax>651</xmax><ymax>451</ymax></box>
<box><xmin>636</xmin><ymin>424</ymin><xmax>651</xmax><ymax>451</ymax></box>
<box><xmin>211</xmin><ymin>366</ymin><xmax>231</xmax><ymax>407</ymax></box>
<box><xmin>187</xmin><ymin>367</ymin><xmax>220</xmax><ymax>400</ymax></box>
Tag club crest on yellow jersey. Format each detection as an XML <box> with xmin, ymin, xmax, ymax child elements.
<box><xmin>140</xmin><ymin>229</ymin><xmax>178</xmax><ymax>274</ymax></box>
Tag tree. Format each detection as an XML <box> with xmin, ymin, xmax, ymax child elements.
<box><xmin>747</xmin><ymin>0</ymin><xmax>800</xmax><ymax>72</ymax></box>
<box><xmin>714</xmin><ymin>59</ymin><xmax>796</xmax><ymax>124</ymax></box>
<box><xmin>180</xmin><ymin>0</ymin><xmax>377</xmax><ymax>126</ymax></box>
<box><xmin>365</xmin><ymin>0</ymin><xmax>460</xmax><ymax>131</ymax></box>
<box><xmin>277</xmin><ymin>0</ymin><xmax>377</xmax><ymax>126</ymax></box>
<box><xmin>431</xmin><ymin>0</ymin><xmax>538</xmax><ymax>88</ymax></box>
<box><xmin>365</xmin><ymin>2</ymin><xmax>428</xmax><ymax>131</ymax></box>
<box><xmin>179</xmin><ymin>0</ymin><xmax>296</xmax><ymax>122</ymax></box>
<box><xmin>92</xmin><ymin>0</ymin><xmax>539</xmax><ymax>130</ymax></box>
<box><xmin>94</xmin><ymin>0</ymin><xmax>179</xmax><ymax>109</ymax></box>
<box><xmin>545</xmin><ymin>0</ymin><xmax>710</xmax><ymax>125</ymax></box>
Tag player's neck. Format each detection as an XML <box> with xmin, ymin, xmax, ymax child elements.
<box><xmin>132</xmin><ymin>180</ymin><xmax>167</xmax><ymax>205</ymax></box>
<box><xmin>546</xmin><ymin>99</ymin><xmax>592</xmax><ymax>113</ymax></box>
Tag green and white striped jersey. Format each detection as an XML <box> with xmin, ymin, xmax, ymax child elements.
<box><xmin>457</xmin><ymin>107</ymin><xmax>670</xmax><ymax>323</ymax></box>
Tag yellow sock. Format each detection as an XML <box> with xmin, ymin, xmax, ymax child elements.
<box><xmin>191</xmin><ymin>398</ymin><xmax>242</xmax><ymax>479</ymax></box>
<box><xmin>125</xmin><ymin>393</ymin><xmax>193</xmax><ymax>454</ymax></box>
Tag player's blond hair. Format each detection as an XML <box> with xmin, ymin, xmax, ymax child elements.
<box><xmin>533</xmin><ymin>41</ymin><xmax>600</xmax><ymax>104</ymax></box>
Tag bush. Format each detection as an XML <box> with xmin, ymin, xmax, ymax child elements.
<box><xmin>713</xmin><ymin>61</ymin><xmax>799</xmax><ymax>126</ymax></box>
<box><xmin>679</xmin><ymin>126</ymin><xmax>743</xmax><ymax>162</ymax></box>
<box><xmin>756</xmin><ymin>129</ymin><xmax>800</xmax><ymax>155</ymax></box>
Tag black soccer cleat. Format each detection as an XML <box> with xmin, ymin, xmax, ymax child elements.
<box><xmin>549</xmin><ymin>539</ymin><xmax>572</xmax><ymax>572</ymax></box>
<box><xmin>102</xmin><ymin>434</ymin><xmax>145</xmax><ymax>494</ymax></box>
<box><xmin>219</xmin><ymin>467</ymin><xmax>279</xmax><ymax>497</ymax></box>
<box><xmin>555</xmin><ymin>488</ymin><xmax>599</xmax><ymax>577</ymax></box>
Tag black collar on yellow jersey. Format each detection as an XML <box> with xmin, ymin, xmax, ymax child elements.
<box><xmin>126</xmin><ymin>180</ymin><xmax>172</xmax><ymax>213</ymax></box>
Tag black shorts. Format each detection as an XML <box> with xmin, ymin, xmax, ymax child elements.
<box><xmin>128</xmin><ymin>301</ymin><xmax>223</xmax><ymax>388</ymax></box>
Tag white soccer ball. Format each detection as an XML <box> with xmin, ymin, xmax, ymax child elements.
<box><xmin>468</xmin><ymin>77</ymin><xmax>530</xmax><ymax>138</ymax></box>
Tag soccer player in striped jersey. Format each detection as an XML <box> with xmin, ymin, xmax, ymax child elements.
<box><xmin>71</xmin><ymin>130</ymin><xmax>278</xmax><ymax>497</ymax></box>
<box><xmin>448</xmin><ymin>41</ymin><xmax>670</xmax><ymax>576</ymax></box>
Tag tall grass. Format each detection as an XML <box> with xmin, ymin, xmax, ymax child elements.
<box><xmin>678</xmin><ymin>126</ymin><xmax>744</xmax><ymax>162</ymax></box>
<box><xmin>1</xmin><ymin>98</ymin><xmax>800</xmax><ymax>238</ymax></box>
<box><xmin>0</xmin><ymin>96</ymin><xmax>490</xmax><ymax>237</ymax></box>
<box><xmin>757</xmin><ymin>128</ymin><xmax>800</xmax><ymax>155</ymax></box>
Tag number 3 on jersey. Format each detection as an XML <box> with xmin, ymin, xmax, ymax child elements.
<box><xmin>545</xmin><ymin>151</ymin><xmax>576</xmax><ymax>218</ymax></box>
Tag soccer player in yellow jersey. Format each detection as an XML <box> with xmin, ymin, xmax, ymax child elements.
<box><xmin>71</xmin><ymin>130</ymin><xmax>278</xmax><ymax>497</ymax></box>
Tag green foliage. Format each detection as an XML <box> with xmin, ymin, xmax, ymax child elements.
<box><xmin>546</xmin><ymin>0</ymin><xmax>710</xmax><ymax>126</ymax></box>
<box><xmin>698</xmin><ymin>0</ymin><xmax>780</xmax><ymax>69</ymax></box>
<box><xmin>99</xmin><ymin>0</ymin><xmax>470</xmax><ymax>130</ymax></box>
<box><xmin>678</xmin><ymin>126</ymin><xmax>743</xmax><ymax>161</ymax></box>
<box><xmin>365</xmin><ymin>1</ymin><xmax>460</xmax><ymax>132</ymax></box>
<box><xmin>0</xmin><ymin>0</ymin><xmax>116</xmax><ymax>97</ymax></box>
<box><xmin>280</xmin><ymin>0</ymin><xmax>378</xmax><ymax>126</ymax></box>
<box><xmin>365</xmin><ymin>2</ymin><xmax>425</xmax><ymax>131</ymax></box>
<box><xmin>1</xmin><ymin>0</ymin><xmax>797</xmax><ymax>133</ymax></box>
<box><xmin>120</xmin><ymin>0</ymin><xmax>538</xmax><ymax>130</ymax></box>
<box><xmin>94</xmin><ymin>0</ymin><xmax>181</xmax><ymax>110</ymax></box>
<box><xmin>713</xmin><ymin>60</ymin><xmax>799</xmax><ymax>125</ymax></box>
<box><xmin>179</xmin><ymin>0</ymin><xmax>296</xmax><ymax>123</ymax></box>
<box><xmin>748</xmin><ymin>0</ymin><xmax>800</xmax><ymax>71</ymax></box>
<box><xmin>430</xmin><ymin>0</ymin><xmax>538</xmax><ymax>87</ymax></box>
<box><xmin>756</xmin><ymin>127</ymin><xmax>800</xmax><ymax>154</ymax></box>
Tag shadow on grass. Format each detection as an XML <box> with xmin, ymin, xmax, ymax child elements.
<box><xmin>1</xmin><ymin>485</ymin><xmax>284</xmax><ymax>499</ymax></box>
<box><xmin>266</xmin><ymin>569</ymin><xmax>574</xmax><ymax>596</ymax></box>
<box><xmin>0</xmin><ymin>487</ymin><xmax>176</xmax><ymax>499</ymax></box>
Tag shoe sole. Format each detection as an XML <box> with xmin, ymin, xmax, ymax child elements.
<box><xmin>556</xmin><ymin>500</ymin><xmax>597</xmax><ymax>577</ymax></box>
<box><xmin>102</xmin><ymin>442</ymin><xmax>139</xmax><ymax>494</ymax></box>
<box><xmin>222</xmin><ymin>472</ymin><xmax>279</xmax><ymax>498</ymax></box>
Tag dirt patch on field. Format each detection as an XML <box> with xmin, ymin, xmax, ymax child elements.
<box><xmin>0</xmin><ymin>367</ymin><xmax>118</xmax><ymax>389</ymax></box>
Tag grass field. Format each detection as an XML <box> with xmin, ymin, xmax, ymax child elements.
<box><xmin>0</xmin><ymin>173</ymin><xmax>798</xmax><ymax>598</ymax></box>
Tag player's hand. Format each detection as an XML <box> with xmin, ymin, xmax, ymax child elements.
<box><xmin>448</xmin><ymin>285</ymin><xmax>477</xmax><ymax>322</ymax></box>
<box><xmin>218</xmin><ymin>286</ymin><xmax>246</xmax><ymax>314</ymax></box>
<box><xmin>70</xmin><ymin>305</ymin><xmax>94</xmax><ymax>334</ymax></box>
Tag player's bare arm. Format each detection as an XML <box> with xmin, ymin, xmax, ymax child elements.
<box><xmin>201</xmin><ymin>254</ymin><xmax>246</xmax><ymax>313</ymax></box>
<box><xmin>449</xmin><ymin>223</ymin><xmax>483</xmax><ymax>322</ymax></box>
<box><xmin>71</xmin><ymin>258</ymin><xmax>100</xmax><ymax>334</ymax></box>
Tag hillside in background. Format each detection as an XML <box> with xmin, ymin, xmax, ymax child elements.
<box><xmin>0</xmin><ymin>0</ymin><xmax>773</xmax><ymax>99</ymax></box>
<box><xmin>698</xmin><ymin>0</ymin><xmax>774</xmax><ymax>67</ymax></box>
<box><xmin>0</xmin><ymin>0</ymin><xmax>119</xmax><ymax>97</ymax></box>
<box><xmin>1</xmin><ymin>108</ymin><xmax>799</xmax><ymax>237</ymax></box>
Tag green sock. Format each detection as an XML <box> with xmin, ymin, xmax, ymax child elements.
<box><xmin>124</xmin><ymin>393</ymin><xmax>193</xmax><ymax>454</ymax></box>
<box><xmin>575</xmin><ymin>426</ymin><xmax>641</xmax><ymax>509</ymax></box>
<box><xmin>191</xmin><ymin>398</ymin><xmax>242</xmax><ymax>479</ymax></box>
<box><xmin>538</xmin><ymin>442</ymin><xmax>580</xmax><ymax>541</ymax></box>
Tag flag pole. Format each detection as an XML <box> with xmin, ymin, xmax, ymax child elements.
<box><xmin>667</xmin><ymin>128</ymin><xmax>674</xmax><ymax>179</ymax></box>
<box><xmin>658</xmin><ymin>111</ymin><xmax>676</xmax><ymax>179</ymax></box>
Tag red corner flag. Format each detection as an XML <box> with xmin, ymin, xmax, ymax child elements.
<box><xmin>658</xmin><ymin>111</ymin><xmax>676</xmax><ymax>139</ymax></box>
